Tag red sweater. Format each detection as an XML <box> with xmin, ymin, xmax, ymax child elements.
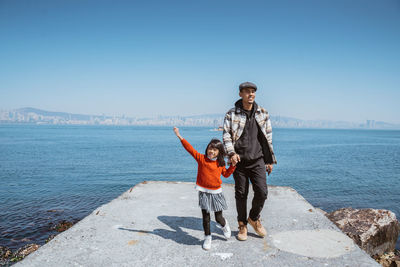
<box><xmin>180</xmin><ymin>139</ymin><xmax>236</xmax><ymax>190</ymax></box>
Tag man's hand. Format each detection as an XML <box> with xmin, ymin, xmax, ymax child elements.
<box><xmin>266</xmin><ymin>164</ymin><xmax>273</xmax><ymax>175</ymax></box>
<box><xmin>230</xmin><ymin>153</ymin><xmax>240</xmax><ymax>166</ymax></box>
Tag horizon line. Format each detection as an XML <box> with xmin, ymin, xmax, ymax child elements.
<box><xmin>1</xmin><ymin>106</ymin><xmax>398</xmax><ymax>126</ymax></box>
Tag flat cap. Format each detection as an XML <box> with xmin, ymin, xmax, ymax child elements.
<box><xmin>239</xmin><ymin>81</ymin><xmax>257</xmax><ymax>91</ymax></box>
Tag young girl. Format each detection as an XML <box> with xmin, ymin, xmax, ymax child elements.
<box><xmin>173</xmin><ymin>127</ymin><xmax>236</xmax><ymax>250</ymax></box>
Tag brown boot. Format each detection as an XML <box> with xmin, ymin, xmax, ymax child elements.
<box><xmin>248</xmin><ymin>217</ymin><xmax>267</xmax><ymax>237</ymax></box>
<box><xmin>237</xmin><ymin>221</ymin><xmax>247</xmax><ymax>241</ymax></box>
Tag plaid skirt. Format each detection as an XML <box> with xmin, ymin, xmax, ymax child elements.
<box><xmin>198</xmin><ymin>191</ymin><xmax>228</xmax><ymax>212</ymax></box>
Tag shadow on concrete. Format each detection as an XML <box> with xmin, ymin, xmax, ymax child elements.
<box><xmin>118</xmin><ymin>215</ymin><xmax>226</xmax><ymax>246</ymax></box>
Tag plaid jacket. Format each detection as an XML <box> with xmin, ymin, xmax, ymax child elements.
<box><xmin>223</xmin><ymin>100</ymin><xmax>277</xmax><ymax>164</ymax></box>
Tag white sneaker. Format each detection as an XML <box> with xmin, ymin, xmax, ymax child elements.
<box><xmin>222</xmin><ymin>220</ymin><xmax>231</xmax><ymax>239</ymax></box>
<box><xmin>202</xmin><ymin>235</ymin><xmax>212</xmax><ymax>250</ymax></box>
<box><xmin>217</xmin><ymin>220</ymin><xmax>231</xmax><ymax>239</ymax></box>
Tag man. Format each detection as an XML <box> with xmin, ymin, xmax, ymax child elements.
<box><xmin>222</xmin><ymin>81</ymin><xmax>277</xmax><ymax>241</ymax></box>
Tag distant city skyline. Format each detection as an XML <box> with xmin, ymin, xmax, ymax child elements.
<box><xmin>2</xmin><ymin>107</ymin><xmax>399</xmax><ymax>129</ymax></box>
<box><xmin>1</xmin><ymin>0</ymin><xmax>399</xmax><ymax>123</ymax></box>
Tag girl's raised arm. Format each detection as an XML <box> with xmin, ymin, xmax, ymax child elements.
<box><xmin>173</xmin><ymin>127</ymin><xmax>202</xmax><ymax>162</ymax></box>
<box><xmin>173</xmin><ymin>127</ymin><xmax>183</xmax><ymax>141</ymax></box>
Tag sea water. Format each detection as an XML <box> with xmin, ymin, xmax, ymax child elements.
<box><xmin>1</xmin><ymin>125</ymin><xmax>399</xmax><ymax>250</ymax></box>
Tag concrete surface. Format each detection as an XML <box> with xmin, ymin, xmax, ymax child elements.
<box><xmin>16</xmin><ymin>181</ymin><xmax>380</xmax><ymax>266</ymax></box>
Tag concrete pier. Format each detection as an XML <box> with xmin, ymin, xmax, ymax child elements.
<box><xmin>16</xmin><ymin>181</ymin><xmax>379</xmax><ymax>266</ymax></box>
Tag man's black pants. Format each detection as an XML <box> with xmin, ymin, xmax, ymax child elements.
<box><xmin>233</xmin><ymin>158</ymin><xmax>268</xmax><ymax>224</ymax></box>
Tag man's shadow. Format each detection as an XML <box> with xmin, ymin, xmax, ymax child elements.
<box><xmin>119</xmin><ymin>215</ymin><xmax>227</xmax><ymax>246</ymax></box>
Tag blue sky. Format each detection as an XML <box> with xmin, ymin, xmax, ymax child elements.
<box><xmin>1</xmin><ymin>0</ymin><xmax>399</xmax><ymax>123</ymax></box>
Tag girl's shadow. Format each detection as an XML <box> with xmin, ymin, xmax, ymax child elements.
<box><xmin>119</xmin><ymin>215</ymin><xmax>226</xmax><ymax>245</ymax></box>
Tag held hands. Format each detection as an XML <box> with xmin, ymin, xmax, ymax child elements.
<box><xmin>230</xmin><ymin>153</ymin><xmax>240</xmax><ymax>166</ymax></box>
<box><xmin>173</xmin><ymin>127</ymin><xmax>183</xmax><ymax>140</ymax></box>
<box><xmin>266</xmin><ymin>164</ymin><xmax>273</xmax><ymax>176</ymax></box>
<box><xmin>230</xmin><ymin>152</ymin><xmax>273</xmax><ymax>175</ymax></box>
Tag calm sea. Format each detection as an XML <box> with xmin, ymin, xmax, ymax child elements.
<box><xmin>1</xmin><ymin>125</ymin><xmax>399</xmax><ymax>250</ymax></box>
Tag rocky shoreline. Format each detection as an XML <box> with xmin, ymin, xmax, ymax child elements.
<box><xmin>326</xmin><ymin>208</ymin><xmax>400</xmax><ymax>267</ymax></box>
<box><xmin>1</xmin><ymin>208</ymin><xmax>399</xmax><ymax>266</ymax></box>
<box><xmin>1</xmin><ymin>220</ymin><xmax>75</xmax><ymax>266</ymax></box>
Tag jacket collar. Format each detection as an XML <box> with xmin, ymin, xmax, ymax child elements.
<box><xmin>234</xmin><ymin>99</ymin><xmax>259</xmax><ymax>114</ymax></box>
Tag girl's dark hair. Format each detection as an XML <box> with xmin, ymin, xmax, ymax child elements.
<box><xmin>205</xmin><ymin>138</ymin><xmax>226</xmax><ymax>167</ymax></box>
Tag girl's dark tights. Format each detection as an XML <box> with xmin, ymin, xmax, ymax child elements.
<box><xmin>202</xmin><ymin>209</ymin><xmax>226</xmax><ymax>236</ymax></box>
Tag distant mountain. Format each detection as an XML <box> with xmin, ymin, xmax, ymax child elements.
<box><xmin>1</xmin><ymin>107</ymin><xmax>399</xmax><ymax>129</ymax></box>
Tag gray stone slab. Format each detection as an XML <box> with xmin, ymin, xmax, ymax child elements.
<box><xmin>16</xmin><ymin>181</ymin><xmax>379</xmax><ymax>266</ymax></box>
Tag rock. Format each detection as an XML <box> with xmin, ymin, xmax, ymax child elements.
<box><xmin>1</xmin><ymin>246</ymin><xmax>13</xmax><ymax>265</ymax></box>
<box><xmin>395</xmin><ymin>250</ymin><xmax>400</xmax><ymax>267</ymax></box>
<box><xmin>0</xmin><ymin>246</ymin><xmax>12</xmax><ymax>259</ymax></box>
<box><xmin>327</xmin><ymin>208</ymin><xmax>400</xmax><ymax>257</ymax></box>
<box><xmin>373</xmin><ymin>250</ymin><xmax>400</xmax><ymax>267</ymax></box>
<box><xmin>47</xmin><ymin>209</ymin><xmax>63</xmax><ymax>213</ymax></box>
<box><xmin>53</xmin><ymin>220</ymin><xmax>74</xmax><ymax>232</ymax></box>
<box><xmin>11</xmin><ymin>243</ymin><xmax>40</xmax><ymax>262</ymax></box>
